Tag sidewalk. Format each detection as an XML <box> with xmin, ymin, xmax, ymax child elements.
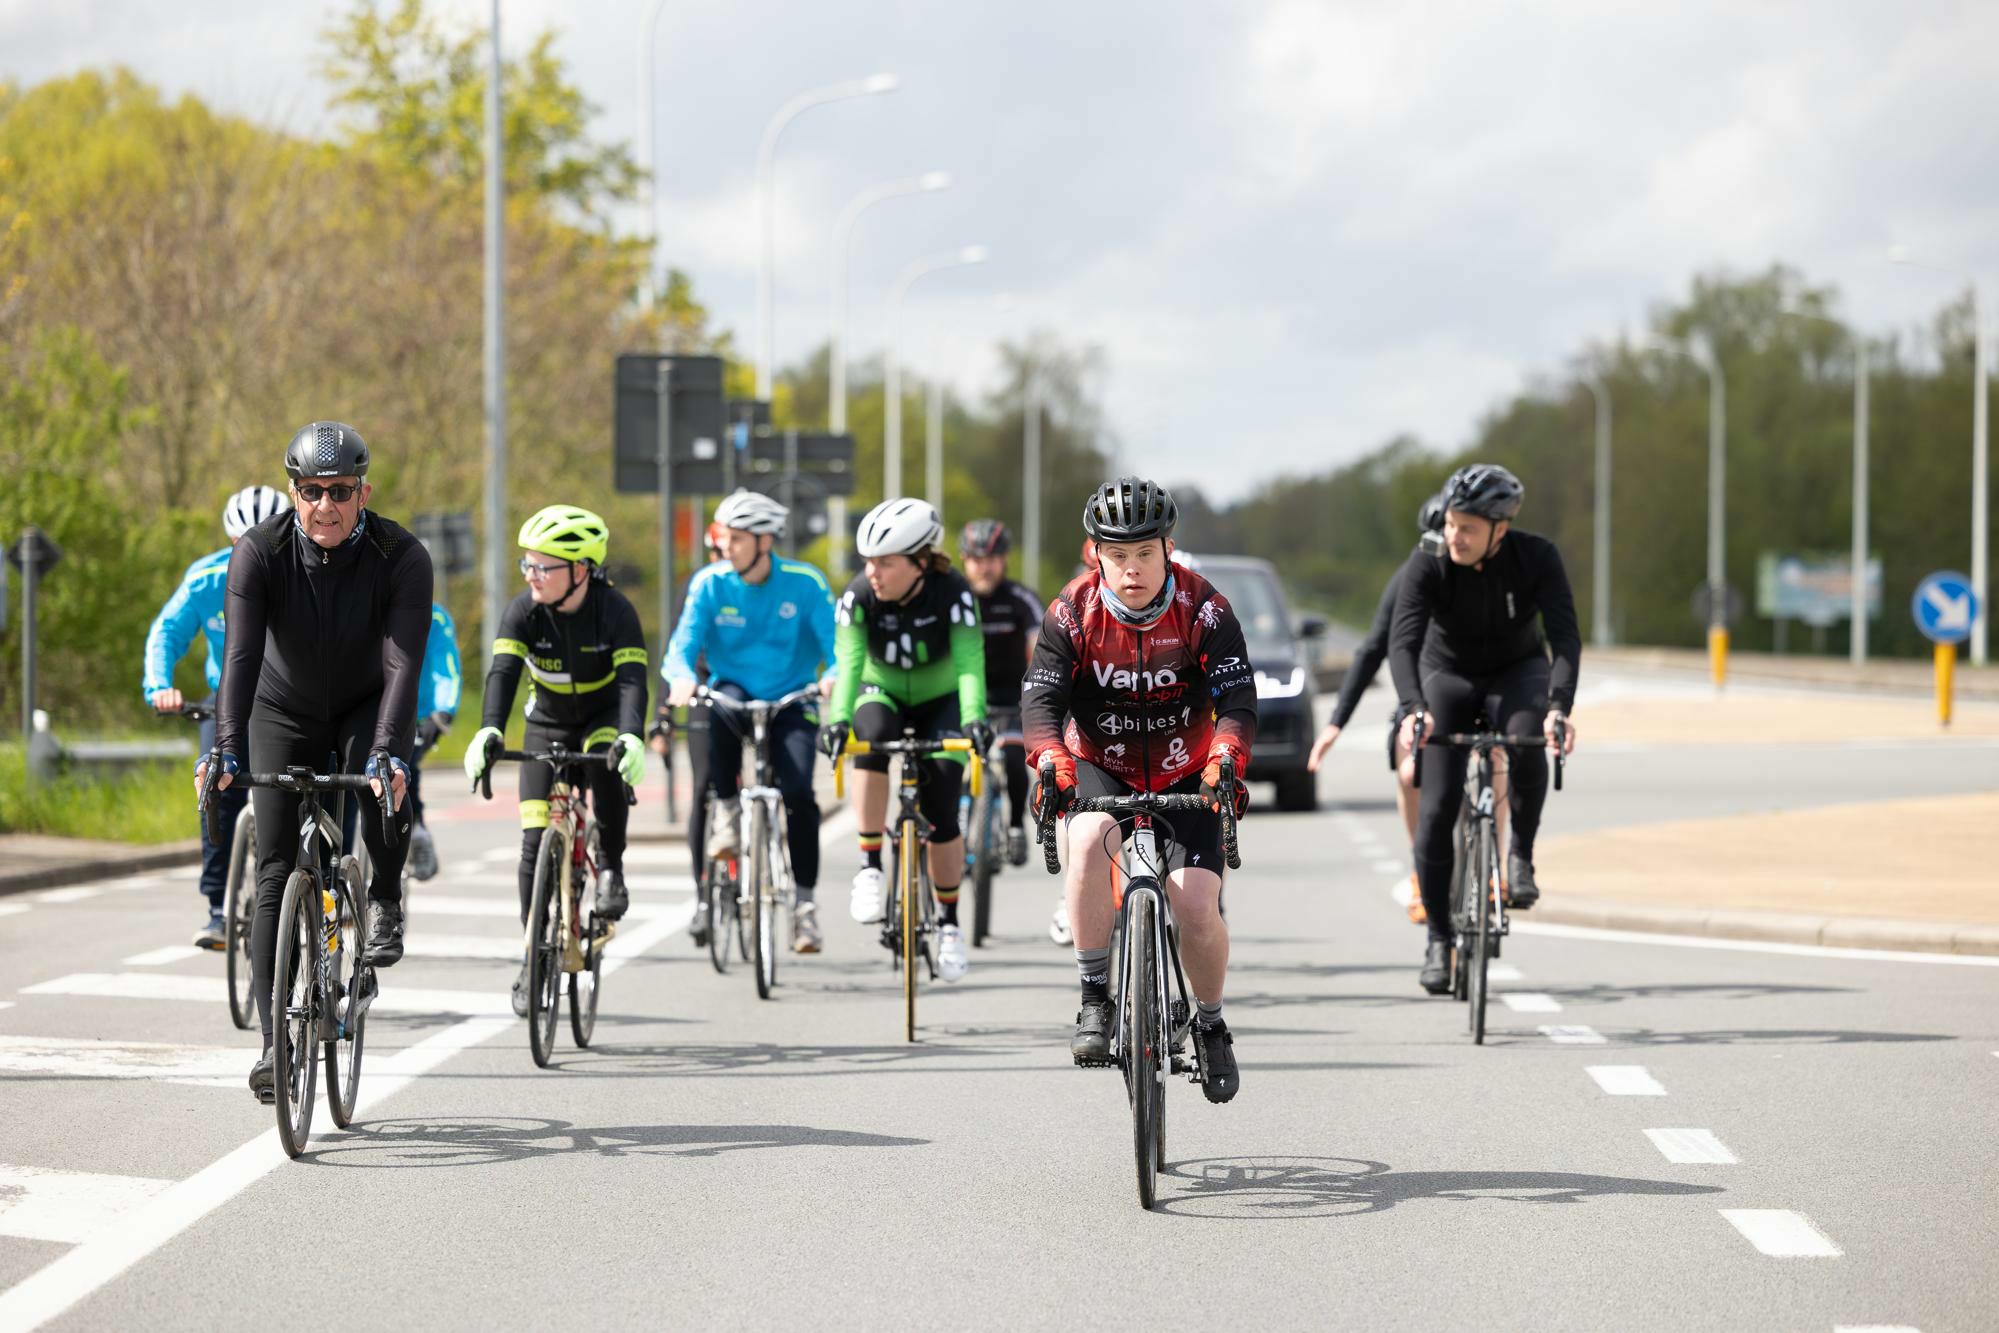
<box><xmin>0</xmin><ymin>834</ymin><xmax>202</xmax><ymax>897</ymax></box>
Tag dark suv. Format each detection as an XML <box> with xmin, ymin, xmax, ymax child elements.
<box><xmin>1174</xmin><ymin>553</ymin><xmax>1326</xmax><ymax>811</ymax></box>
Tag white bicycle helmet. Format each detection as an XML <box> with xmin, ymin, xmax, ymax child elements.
<box><xmin>713</xmin><ymin>489</ymin><xmax>788</xmax><ymax>537</ymax></box>
<box><xmin>856</xmin><ymin>497</ymin><xmax>943</xmax><ymax>558</ymax></box>
<box><xmin>223</xmin><ymin>484</ymin><xmax>290</xmax><ymax>539</ymax></box>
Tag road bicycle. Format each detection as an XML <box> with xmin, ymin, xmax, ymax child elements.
<box><xmin>476</xmin><ymin>745</ymin><xmax>630</xmax><ymax>1067</ymax></box>
<box><xmin>200</xmin><ymin>758</ymin><xmax>388</xmax><ymax>1159</ymax></box>
<box><xmin>1413</xmin><ymin>716</ymin><xmax>1564</xmax><ymax>1045</ymax></box>
<box><xmin>164</xmin><ymin>703</ymin><xmax>259</xmax><ymax>1029</ymax></box>
<box><xmin>1036</xmin><ymin>757</ymin><xmax>1240</xmax><ymax>1209</ymax></box>
<box><xmin>690</xmin><ymin>684</ymin><xmax>819</xmax><ymax>999</ymax></box>
<box><xmin>834</xmin><ymin>731</ymin><xmax>980</xmax><ymax>1042</ymax></box>
<box><xmin>959</xmin><ymin>736</ymin><xmax>1012</xmax><ymax>948</ymax></box>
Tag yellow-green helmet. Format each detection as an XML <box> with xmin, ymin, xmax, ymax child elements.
<box><xmin>518</xmin><ymin>505</ymin><xmax>609</xmax><ymax>566</ymax></box>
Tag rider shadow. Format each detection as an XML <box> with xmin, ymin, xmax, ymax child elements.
<box><xmin>532</xmin><ymin>1037</ymin><xmax>1037</xmax><ymax>1076</ymax></box>
<box><xmin>307</xmin><ymin>1115</ymin><xmax>927</xmax><ymax>1168</ymax></box>
<box><xmin>1152</xmin><ymin>1156</ymin><xmax>1725</xmax><ymax>1220</ymax></box>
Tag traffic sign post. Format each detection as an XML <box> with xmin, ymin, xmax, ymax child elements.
<box><xmin>1912</xmin><ymin>571</ymin><xmax>1978</xmax><ymax>727</ymax></box>
<box><xmin>10</xmin><ymin>527</ymin><xmax>63</xmax><ymax>767</ymax></box>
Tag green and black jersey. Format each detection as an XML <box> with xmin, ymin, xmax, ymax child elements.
<box><xmin>482</xmin><ymin>581</ymin><xmax>649</xmax><ymax>737</ymax></box>
<box><xmin>828</xmin><ymin>568</ymin><xmax>986</xmax><ymax>727</ymax></box>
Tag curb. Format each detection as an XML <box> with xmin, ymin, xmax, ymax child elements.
<box><xmin>1529</xmin><ymin>895</ymin><xmax>1999</xmax><ymax>958</ymax></box>
<box><xmin>0</xmin><ymin>839</ymin><xmax>203</xmax><ymax>898</ymax></box>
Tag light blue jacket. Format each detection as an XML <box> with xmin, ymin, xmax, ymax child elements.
<box><xmin>663</xmin><ymin>557</ymin><xmax>837</xmax><ymax>701</ymax></box>
<box><xmin>142</xmin><ymin>547</ymin><xmax>231</xmax><ymax>700</ymax></box>
<box><xmin>419</xmin><ymin>604</ymin><xmax>462</xmax><ymax>719</ymax></box>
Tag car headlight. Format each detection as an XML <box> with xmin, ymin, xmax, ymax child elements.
<box><xmin>1255</xmin><ymin>666</ymin><xmax>1307</xmax><ymax>699</ymax></box>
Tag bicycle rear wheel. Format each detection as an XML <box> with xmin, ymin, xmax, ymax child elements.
<box><xmin>751</xmin><ymin>804</ymin><xmax>779</xmax><ymax>1000</ymax></box>
<box><xmin>969</xmin><ymin>765</ymin><xmax>996</xmax><ymax>948</ymax></box>
<box><xmin>526</xmin><ymin>830</ymin><xmax>563</xmax><ymax>1069</ymax></box>
<box><xmin>325</xmin><ymin>860</ymin><xmax>367</xmax><ymax>1127</ymax></box>
<box><xmin>1124</xmin><ymin>891</ymin><xmax>1162</xmax><ymax>1210</ymax></box>
<box><xmin>569</xmin><ymin>821</ymin><xmax>605</xmax><ymax>1048</ymax></box>
<box><xmin>1470</xmin><ymin>821</ymin><xmax>1496</xmax><ymax>1045</ymax></box>
<box><xmin>224</xmin><ymin>809</ymin><xmax>257</xmax><ymax>1031</ymax></box>
<box><xmin>271</xmin><ymin>869</ymin><xmax>320</xmax><ymax>1160</ymax></box>
<box><xmin>901</xmin><ymin>823</ymin><xmax>919</xmax><ymax>1043</ymax></box>
<box><xmin>704</xmin><ymin>854</ymin><xmax>735</xmax><ymax>974</ymax></box>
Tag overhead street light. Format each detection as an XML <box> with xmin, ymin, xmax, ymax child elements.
<box><xmin>1642</xmin><ymin>333</ymin><xmax>1728</xmax><ymax>687</ymax></box>
<box><xmin>829</xmin><ymin>171</ymin><xmax>950</xmax><ymax>433</ymax></box>
<box><xmin>756</xmin><ymin>73</ymin><xmax>899</xmax><ymax>401</ymax></box>
<box><xmin>1574</xmin><ymin>368</ymin><xmax>1612</xmax><ymax>648</ymax></box>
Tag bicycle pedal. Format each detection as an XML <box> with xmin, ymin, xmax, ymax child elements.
<box><xmin>1072</xmin><ymin>1052</ymin><xmax>1116</xmax><ymax>1069</ymax></box>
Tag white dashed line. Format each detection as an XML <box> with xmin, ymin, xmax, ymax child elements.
<box><xmin>1539</xmin><ymin>1025</ymin><xmax>1605</xmax><ymax>1044</ymax></box>
<box><xmin>0</xmin><ymin>1036</ymin><xmax>254</xmax><ymax>1089</ymax></box>
<box><xmin>1832</xmin><ymin>1325</ymin><xmax>1920</xmax><ymax>1331</ymax></box>
<box><xmin>29</xmin><ymin>888</ymin><xmax>100</xmax><ymax>905</ymax></box>
<box><xmin>1721</xmin><ymin>1209</ymin><xmax>1841</xmax><ymax>1257</ymax></box>
<box><xmin>120</xmin><ymin>945</ymin><xmax>205</xmax><ymax>968</ymax></box>
<box><xmin>20</xmin><ymin>972</ymin><xmax>514</xmax><ymax>1016</ymax></box>
<box><xmin>1499</xmin><ymin>992</ymin><xmax>1561</xmax><ymax>1013</ymax></box>
<box><xmin>1645</xmin><ymin>1128</ymin><xmax>1737</xmax><ymax>1164</ymax></box>
<box><xmin>1587</xmin><ymin>1065</ymin><xmax>1665</xmax><ymax>1095</ymax></box>
<box><xmin>0</xmin><ymin>1165</ymin><xmax>173</xmax><ymax>1244</ymax></box>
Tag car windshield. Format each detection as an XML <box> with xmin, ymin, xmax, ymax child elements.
<box><xmin>1193</xmin><ymin>562</ymin><xmax>1292</xmax><ymax>655</ymax></box>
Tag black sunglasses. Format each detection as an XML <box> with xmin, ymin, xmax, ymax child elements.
<box><xmin>294</xmin><ymin>482</ymin><xmax>360</xmax><ymax>504</ymax></box>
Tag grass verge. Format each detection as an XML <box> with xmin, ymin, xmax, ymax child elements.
<box><xmin>0</xmin><ymin>742</ymin><xmax>195</xmax><ymax>844</ymax></box>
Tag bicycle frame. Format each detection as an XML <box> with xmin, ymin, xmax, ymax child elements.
<box><xmin>1108</xmin><ymin>815</ymin><xmax>1195</xmax><ymax>1078</ymax></box>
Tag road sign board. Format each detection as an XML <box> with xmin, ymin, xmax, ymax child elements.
<box><xmin>1912</xmin><ymin>570</ymin><xmax>1978</xmax><ymax>645</ymax></box>
<box><xmin>613</xmin><ymin>354</ymin><xmax>726</xmax><ymax>494</ymax></box>
<box><xmin>7</xmin><ymin>528</ymin><xmax>62</xmax><ymax>575</ymax></box>
<box><xmin>1756</xmin><ymin>552</ymin><xmax>1881</xmax><ymax>626</ymax></box>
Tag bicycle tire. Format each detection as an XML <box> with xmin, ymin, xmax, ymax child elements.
<box><xmin>901</xmin><ymin>823</ymin><xmax>919</xmax><ymax>1043</ymax></box>
<box><xmin>272</xmin><ymin>869</ymin><xmax>319</xmax><ymax>1160</ymax></box>
<box><xmin>526</xmin><ymin>829</ymin><xmax>563</xmax><ymax>1069</ymax></box>
<box><xmin>224</xmin><ymin>808</ymin><xmax>257</xmax><ymax>1031</ymax></box>
<box><xmin>704</xmin><ymin>854</ymin><xmax>734</xmax><ymax>974</ymax></box>
<box><xmin>751</xmin><ymin>803</ymin><xmax>777</xmax><ymax>1000</ymax></box>
<box><xmin>1450</xmin><ymin>821</ymin><xmax>1471</xmax><ymax>1002</ymax></box>
<box><xmin>567</xmin><ymin>819</ymin><xmax>604</xmax><ymax>1048</ymax></box>
<box><xmin>325</xmin><ymin>859</ymin><xmax>367</xmax><ymax>1128</ymax></box>
<box><xmin>1470</xmin><ymin>820</ymin><xmax>1495</xmax><ymax>1045</ymax></box>
<box><xmin>1126</xmin><ymin>890</ymin><xmax>1162</xmax><ymax>1210</ymax></box>
<box><xmin>970</xmin><ymin>765</ymin><xmax>996</xmax><ymax>948</ymax></box>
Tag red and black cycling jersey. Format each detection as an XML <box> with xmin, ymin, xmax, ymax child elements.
<box><xmin>1022</xmin><ymin>567</ymin><xmax>1257</xmax><ymax>793</ymax></box>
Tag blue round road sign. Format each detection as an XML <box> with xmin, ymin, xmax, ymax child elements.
<box><xmin>1912</xmin><ymin>570</ymin><xmax>1978</xmax><ymax>645</ymax></box>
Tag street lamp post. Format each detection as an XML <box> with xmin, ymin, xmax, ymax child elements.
<box><xmin>925</xmin><ymin>375</ymin><xmax>945</xmax><ymax>518</ymax></box>
<box><xmin>1577</xmin><ymin>372</ymin><xmax>1612</xmax><ymax>647</ymax></box>
<box><xmin>1778</xmin><ymin>308</ymin><xmax>1873</xmax><ymax>664</ymax></box>
<box><xmin>1023</xmin><ymin>369</ymin><xmax>1043</xmax><ymax>593</ymax></box>
<box><xmin>638</xmin><ymin>0</ymin><xmax>669</xmax><ymax>308</ymax></box>
<box><xmin>1645</xmin><ymin>334</ymin><xmax>1728</xmax><ymax>686</ymax></box>
<box><xmin>480</xmin><ymin>0</ymin><xmax>507</xmax><ymax>672</ymax></box>
<box><xmin>756</xmin><ymin>73</ymin><xmax>898</xmax><ymax>402</ymax></box>
<box><xmin>829</xmin><ymin>172</ymin><xmax>950</xmax><ymax>434</ymax></box>
<box><xmin>883</xmin><ymin>245</ymin><xmax>987</xmax><ymax>498</ymax></box>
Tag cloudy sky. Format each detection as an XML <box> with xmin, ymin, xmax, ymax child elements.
<box><xmin>6</xmin><ymin>1</ymin><xmax>1997</xmax><ymax>499</ymax></box>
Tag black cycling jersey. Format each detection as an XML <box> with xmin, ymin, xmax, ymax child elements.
<box><xmin>482</xmin><ymin>581</ymin><xmax>649</xmax><ymax>737</ymax></box>
<box><xmin>1330</xmin><ymin>560</ymin><xmax>1405</xmax><ymax>730</ymax></box>
<box><xmin>975</xmin><ymin>577</ymin><xmax>1043</xmax><ymax>706</ymax></box>
<box><xmin>216</xmin><ymin>511</ymin><xmax>433</xmax><ymax>763</ymax></box>
<box><xmin>1387</xmin><ymin>528</ymin><xmax>1580</xmax><ymax>714</ymax></box>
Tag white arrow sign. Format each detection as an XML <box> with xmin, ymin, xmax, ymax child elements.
<box><xmin>1923</xmin><ymin>583</ymin><xmax>1973</xmax><ymax>632</ymax></box>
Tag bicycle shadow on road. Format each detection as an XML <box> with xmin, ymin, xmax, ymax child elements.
<box><xmin>1152</xmin><ymin>1155</ymin><xmax>1724</xmax><ymax>1220</ymax></box>
<box><xmin>305</xmin><ymin>1115</ymin><xmax>928</xmax><ymax>1168</ymax></box>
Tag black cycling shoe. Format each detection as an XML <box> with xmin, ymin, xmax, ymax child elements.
<box><xmin>1071</xmin><ymin>996</ymin><xmax>1114</xmax><ymax>1066</ymax></box>
<box><xmin>1192</xmin><ymin>1020</ymin><xmax>1240</xmax><ymax>1104</ymax></box>
<box><xmin>1005</xmin><ymin>826</ymin><xmax>1029</xmax><ymax>867</ymax></box>
<box><xmin>511</xmin><ymin>959</ymin><xmax>530</xmax><ymax>1018</ymax></box>
<box><xmin>248</xmin><ymin>1047</ymin><xmax>275</xmax><ymax>1104</ymax></box>
<box><xmin>365</xmin><ymin>901</ymin><xmax>405</xmax><ymax>967</ymax></box>
<box><xmin>1419</xmin><ymin>939</ymin><xmax>1452</xmax><ymax>994</ymax></box>
<box><xmin>595</xmin><ymin>870</ymin><xmax>629</xmax><ymax>921</ymax></box>
<box><xmin>1507</xmin><ymin>854</ymin><xmax>1540</xmax><ymax>910</ymax></box>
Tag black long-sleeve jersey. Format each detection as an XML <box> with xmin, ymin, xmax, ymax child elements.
<box><xmin>216</xmin><ymin>511</ymin><xmax>434</xmax><ymax>762</ymax></box>
<box><xmin>482</xmin><ymin>581</ymin><xmax>649</xmax><ymax>737</ymax></box>
<box><xmin>1388</xmin><ymin>529</ymin><xmax>1581</xmax><ymax>715</ymax></box>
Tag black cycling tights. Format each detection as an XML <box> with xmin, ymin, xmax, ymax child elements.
<box><xmin>1412</xmin><ymin>655</ymin><xmax>1551</xmax><ymax>943</ymax></box>
<box><xmin>247</xmin><ymin>699</ymin><xmax>411</xmax><ymax>1042</ymax></box>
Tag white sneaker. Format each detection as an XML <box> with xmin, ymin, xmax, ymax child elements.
<box><xmin>936</xmin><ymin>924</ymin><xmax>969</xmax><ymax>982</ymax></box>
<box><xmin>792</xmin><ymin>902</ymin><xmax>823</xmax><ymax>954</ymax></box>
<box><xmin>849</xmin><ymin>867</ymin><xmax>885</xmax><ymax>923</ymax></box>
<box><xmin>1049</xmin><ymin>898</ymin><xmax>1073</xmax><ymax>946</ymax></box>
<box><xmin>708</xmin><ymin>801</ymin><xmax>741</xmax><ymax>859</ymax></box>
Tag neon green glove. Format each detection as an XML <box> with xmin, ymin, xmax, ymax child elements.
<box><xmin>463</xmin><ymin>726</ymin><xmax>503</xmax><ymax>783</ymax></box>
<box><xmin>613</xmin><ymin>733</ymin><xmax>646</xmax><ymax>787</ymax></box>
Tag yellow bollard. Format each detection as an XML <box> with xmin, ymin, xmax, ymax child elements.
<box><xmin>1935</xmin><ymin>642</ymin><xmax>1955</xmax><ymax>727</ymax></box>
<box><xmin>1708</xmin><ymin>624</ymin><xmax>1729</xmax><ymax>689</ymax></box>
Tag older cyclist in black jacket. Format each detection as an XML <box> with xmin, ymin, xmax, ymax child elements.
<box><xmin>1388</xmin><ymin>465</ymin><xmax>1580</xmax><ymax>995</ymax></box>
<box><xmin>201</xmin><ymin>421</ymin><xmax>432</xmax><ymax>1103</ymax></box>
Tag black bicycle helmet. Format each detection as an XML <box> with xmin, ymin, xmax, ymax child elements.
<box><xmin>958</xmin><ymin>518</ymin><xmax>1012</xmax><ymax>558</ymax></box>
<box><xmin>1440</xmin><ymin>464</ymin><xmax>1523</xmax><ymax>521</ymax></box>
<box><xmin>1417</xmin><ymin>491</ymin><xmax>1447</xmax><ymax>533</ymax></box>
<box><xmin>283</xmin><ymin>421</ymin><xmax>370</xmax><ymax>480</ymax></box>
<box><xmin>1082</xmin><ymin>477</ymin><xmax>1177</xmax><ymax>543</ymax></box>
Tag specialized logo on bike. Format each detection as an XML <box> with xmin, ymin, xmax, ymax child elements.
<box><xmin>1092</xmin><ymin>661</ymin><xmax>1178</xmax><ymax>691</ymax></box>
<box><xmin>1476</xmin><ymin>786</ymin><xmax>1494</xmax><ymax>815</ymax></box>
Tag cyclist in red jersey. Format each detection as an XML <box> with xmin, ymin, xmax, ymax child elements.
<box><xmin>1022</xmin><ymin>478</ymin><xmax>1256</xmax><ymax>1103</ymax></box>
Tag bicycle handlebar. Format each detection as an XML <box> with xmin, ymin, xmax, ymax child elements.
<box><xmin>158</xmin><ymin>702</ymin><xmax>215</xmax><ymax>722</ymax></box>
<box><xmin>1032</xmin><ymin>759</ymin><xmax>1241</xmax><ymax>874</ymax></box>
<box><xmin>199</xmin><ymin>760</ymin><xmax>393</xmax><ymax>847</ymax></box>
<box><xmin>831</xmin><ymin>736</ymin><xmax>978</xmax><ymax>801</ymax></box>
<box><xmin>475</xmin><ymin>745</ymin><xmax>633</xmax><ymax>806</ymax></box>
<box><xmin>1409</xmin><ymin>718</ymin><xmax>1566</xmax><ymax>793</ymax></box>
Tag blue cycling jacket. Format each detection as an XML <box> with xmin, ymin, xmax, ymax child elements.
<box><xmin>663</xmin><ymin>557</ymin><xmax>837</xmax><ymax>701</ymax></box>
<box><xmin>142</xmin><ymin>547</ymin><xmax>232</xmax><ymax>700</ymax></box>
<box><xmin>420</xmin><ymin>603</ymin><xmax>462</xmax><ymax>719</ymax></box>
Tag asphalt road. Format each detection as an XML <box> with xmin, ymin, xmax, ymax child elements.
<box><xmin>1</xmin><ymin>672</ymin><xmax>1995</xmax><ymax>1331</ymax></box>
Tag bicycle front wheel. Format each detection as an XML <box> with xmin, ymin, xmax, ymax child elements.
<box><xmin>526</xmin><ymin>829</ymin><xmax>563</xmax><ymax>1069</ymax></box>
<box><xmin>1124</xmin><ymin>891</ymin><xmax>1163</xmax><ymax>1210</ymax></box>
<box><xmin>1470</xmin><ymin>821</ymin><xmax>1496</xmax><ymax>1045</ymax></box>
<box><xmin>224</xmin><ymin>808</ymin><xmax>257</xmax><ymax>1031</ymax></box>
<box><xmin>325</xmin><ymin>859</ymin><xmax>367</xmax><ymax>1127</ymax></box>
<box><xmin>271</xmin><ymin>869</ymin><xmax>320</xmax><ymax>1160</ymax></box>
<box><xmin>751</xmin><ymin>804</ymin><xmax>779</xmax><ymax>1000</ymax></box>
<box><xmin>704</xmin><ymin>852</ymin><xmax>735</xmax><ymax>974</ymax></box>
<box><xmin>901</xmin><ymin>823</ymin><xmax>919</xmax><ymax>1043</ymax></box>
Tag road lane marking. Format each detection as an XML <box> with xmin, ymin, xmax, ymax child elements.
<box><xmin>1539</xmin><ymin>1025</ymin><xmax>1605</xmax><ymax>1044</ymax></box>
<box><xmin>1646</xmin><ymin>1128</ymin><xmax>1737</xmax><ymax>1164</ymax></box>
<box><xmin>120</xmin><ymin>946</ymin><xmax>205</xmax><ymax>967</ymax></box>
<box><xmin>1499</xmin><ymin>993</ymin><xmax>1561</xmax><ymax>1012</ymax></box>
<box><xmin>21</xmin><ymin>973</ymin><xmax>515</xmax><ymax>1017</ymax></box>
<box><xmin>1512</xmin><ymin>921</ymin><xmax>1999</xmax><ymax>968</ymax></box>
<box><xmin>0</xmin><ymin>1036</ymin><xmax>253</xmax><ymax>1088</ymax></box>
<box><xmin>441</xmin><ymin>870</ymin><xmax>692</xmax><ymax>894</ymax></box>
<box><xmin>1721</xmin><ymin>1209</ymin><xmax>1841</xmax><ymax>1257</ymax></box>
<box><xmin>1487</xmin><ymin>963</ymin><xmax>1523</xmax><ymax>982</ymax></box>
<box><xmin>29</xmin><ymin>889</ymin><xmax>100</xmax><ymax>905</ymax></box>
<box><xmin>0</xmin><ymin>899</ymin><xmax>691</xmax><ymax>1331</ymax></box>
<box><xmin>0</xmin><ymin>1166</ymin><xmax>173</xmax><ymax>1244</ymax></box>
<box><xmin>1832</xmin><ymin>1326</ymin><xmax>1920</xmax><ymax>1331</ymax></box>
<box><xmin>416</xmin><ymin>895</ymin><xmax>683</xmax><ymax>920</ymax></box>
<box><xmin>1587</xmin><ymin>1065</ymin><xmax>1666</xmax><ymax>1095</ymax></box>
